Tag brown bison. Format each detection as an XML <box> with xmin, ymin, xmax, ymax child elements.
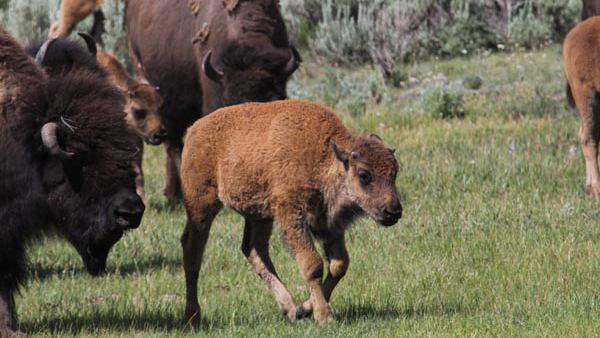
<box><xmin>96</xmin><ymin>45</ymin><xmax>165</xmax><ymax>202</ymax></box>
<box><xmin>127</xmin><ymin>0</ymin><xmax>301</xmax><ymax>201</ymax></box>
<box><xmin>564</xmin><ymin>16</ymin><xmax>600</xmax><ymax>198</ymax></box>
<box><xmin>582</xmin><ymin>0</ymin><xmax>600</xmax><ymax>20</ymax></box>
<box><xmin>0</xmin><ymin>28</ymin><xmax>144</xmax><ymax>335</ymax></box>
<box><xmin>181</xmin><ymin>99</ymin><xmax>402</xmax><ymax>324</ymax></box>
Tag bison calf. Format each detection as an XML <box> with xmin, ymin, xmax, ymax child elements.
<box><xmin>96</xmin><ymin>45</ymin><xmax>165</xmax><ymax>202</ymax></box>
<box><xmin>181</xmin><ymin>99</ymin><xmax>402</xmax><ymax>324</ymax></box>
<box><xmin>564</xmin><ymin>16</ymin><xmax>600</xmax><ymax>198</ymax></box>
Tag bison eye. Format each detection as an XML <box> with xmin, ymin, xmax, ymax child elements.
<box><xmin>133</xmin><ymin>109</ymin><xmax>147</xmax><ymax>118</ymax></box>
<box><xmin>358</xmin><ymin>169</ymin><xmax>371</xmax><ymax>185</ymax></box>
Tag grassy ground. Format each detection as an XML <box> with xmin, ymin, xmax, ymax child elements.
<box><xmin>16</xmin><ymin>46</ymin><xmax>600</xmax><ymax>337</ymax></box>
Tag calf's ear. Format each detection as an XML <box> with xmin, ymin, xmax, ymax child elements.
<box><xmin>331</xmin><ymin>141</ymin><xmax>350</xmax><ymax>170</ymax></box>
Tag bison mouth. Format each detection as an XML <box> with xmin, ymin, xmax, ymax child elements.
<box><xmin>80</xmin><ymin>230</ymin><xmax>123</xmax><ymax>276</ymax></box>
<box><xmin>144</xmin><ymin>135</ymin><xmax>165</xmax><ymax>146</ymax></box>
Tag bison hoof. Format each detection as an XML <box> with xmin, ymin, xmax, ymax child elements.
<box><xmin>295</xmin><ymin>302</ymin><xmax>312</xmax><ymax>321</ymax></box>
<box><xmin>184</xmin><ymin>304</ymin><xmax>201</xmax><ymax>326</ymax></box>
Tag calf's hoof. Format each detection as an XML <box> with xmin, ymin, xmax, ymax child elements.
<box><xmin>314</xmin><ymin>306</ymin><xmax>334</xmax><ymax>325</ymax></box>
<box><xmin>295</xmin><ymin>302</ymin><xmax>313</xmax><ymax>320</ymax></box>
<box><xmin>585</xmin><ymin>184</ymin><xmax>600</xmax><ymax>200</ymax></box>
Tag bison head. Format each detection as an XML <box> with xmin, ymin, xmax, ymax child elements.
<box><xmin>332</xmin><ymin>135</ymin><xmax>402</xmax><ymax>227</ymax></box>
<box><xmin>202</xmin><ymin>45</ymin><xmax>301</xmax><ymax>109</ymax></box>
<box><xmin>33</xmin><ymin>36</ymin><xmax>145</xmax><ymax>276</ymax></box>
<box><xmin>126</xmin><ymin>82</ymin><xmax>166</xmax><ymax>145</ymax></box>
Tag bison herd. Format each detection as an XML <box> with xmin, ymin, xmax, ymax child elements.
<box><xmin>2</xmin><ymin>0</ymin><xmax>600</xmax><ymax>335</ymax></box>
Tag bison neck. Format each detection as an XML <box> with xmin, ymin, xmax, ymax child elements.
<box><xmin>316</xmin><ymin>159</ymin><xmax>365</xmax><ymax>237</ymax></box>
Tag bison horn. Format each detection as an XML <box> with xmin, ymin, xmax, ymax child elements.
<box><xmin>203</xmin><ymin>50</ymin><xmax>223</xmax><ymax>83</ymax></box>
<box><xmin>284</xmin><ymin>45</ymin><xmax>302</xmax><ymax>76</ymax></box>
<box><xmin>77</xmin><ymin>32</ymin><xmax>97</xmax><ymax>57</ymax></box>
<box><xmin>41</xmin><ymin>122</ymin><xmax>75</xmax><ymax>160</ymax></box>
<box><xmin>35</xmin><ymin>38</ymin><xmax>57</xmax><ymax>65</ymax></box>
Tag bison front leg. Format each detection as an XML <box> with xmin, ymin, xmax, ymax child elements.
<box><xmin>164</xmin><ymin>139</ymin><xmax>183</xmax><ymax>201</ymax></box>
<box><xmin>296</xmin><ymin>235</ymin><xmax>349</xmax><ymax>320</ymax></box>
<box><xmin>0</xmin><ymin>290</ymin><xmax>17</xmax><ymax>336</ymax></box>
<box><xmin>277</xmin><ymin>211</ymin><xmax>333</xmax><ymax>324</ymax></box>
<box><xmin>181</xmin><ymin>203</ymin><xmax>221</xmax><ymax>325</ymax></box>
<box><xmin>241</xmin><ymin>218</ymin><xmax>298</xmax><ymax>322</ymax></box>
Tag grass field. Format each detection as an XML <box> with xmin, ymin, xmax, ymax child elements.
<box><xmin>16</xmin><ymin>46</ymin><xmax>600</xmax><ymax>337</ymax></box>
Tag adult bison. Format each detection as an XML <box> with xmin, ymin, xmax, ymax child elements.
<box><xmin>126</xmin><ymin>0</ymin><xmax>301</xmax><ymax>201</ymax></box>
<box><xmin>0</xmin><ymin>28</ymin><xmax>144</xmax><ymax>335</ymax></box>
<box><xmin>582</xmin><ymin>0</ymin><xmax>600</xmax><ymax>20</ymax></box>
<box><xmin>181</xmin><ymin>100</ymin><xmax>402</xmax><ymax>324</ymax></box>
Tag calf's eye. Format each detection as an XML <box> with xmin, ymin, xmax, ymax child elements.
<box><xmin>133</xmin><ymin>109</ymin><xmax>147</xmax><ymax>118</ymax></box>
<box><xmin>358</xmin><ymin>169</ymin><xmax>371</xmax><ymax>185</ymax></box>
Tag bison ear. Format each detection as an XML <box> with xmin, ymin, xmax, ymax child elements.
<box><xmin>331</xmin><ymin>142</ymin><xmax>350</xmax><ymax>170</ymax></box>
<box><xmin>370</xmin><ymin>134</ymin><xmax>383</xmax><ymax>142</ymax></box>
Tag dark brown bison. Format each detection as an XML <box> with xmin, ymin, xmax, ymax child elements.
<box><xmin>181</xmin><ymin>99</ymin><xmax>402</xmax><ymax>324</ymax></box>
<box><xmin>126</xmin><ymin>0</ymin><xmax>301</xmax><ymax>201</ymax></box>
<box><xmin>0</xmin><ymin>28</ymin><xmax>144</xmax><ymax>335</ymax></box>
<box><xmin>582</xmin><ymin>0</ymin><xmax>600</xmax><ymax>20</ymax></box>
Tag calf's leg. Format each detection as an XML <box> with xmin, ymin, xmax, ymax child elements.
<box><xmin>164</xmin><ymin>139</ymin><xmax>183</xmax><ymax>200</ymax></box>
<box><xmin>241</xmin><ymin>218</ymin><xmax>297</xmax><ymax>321</ymax></box>
<box><xmin>277</xmin><ymin>209</ymin><xmax>333</xmax><ymax>324</ymax></box>
<box><xmin>181</xmin><ymin>199</ymin><xmax>222</xmax><ymax>325</ymax></box>
<box><xmin>296</xmin><ymin>235</ymin><xmax>349</xmax><ymax>319</ymax></box>
<box><xmin>573</xmin><ymin>84</ymin><xmax>600</xmax><ymax>198</ymax></box>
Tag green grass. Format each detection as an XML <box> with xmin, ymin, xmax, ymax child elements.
<box><xmin>15</xmin><ymin>46</ymin><xmax>600</xmax><ymax>337</ymax></box>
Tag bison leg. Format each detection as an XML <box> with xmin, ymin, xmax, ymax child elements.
<box><xmin>573</xmin><ymin>85</ymin><xmax>600</xmax><ymax>198</ymax></box>
<box><xmin>296</xmin><ymin>235</ymin><xmax>349</xmax><ymax>320</ymax></box>
<box><xmin>164</xmin><ymin>139</ymin><xmax>183</xmax><ymax>201</ymax></box>
<box><xmin>241</xmin><ymin>218</ymin><xmax>297</xmax><ymax>321</ymax></box>
<box><xmin>133</xmin><ymin>160</ymin><xmax>146</xmax><ymax>206</ymax></box>
<box><xmin>0</xmin><ymin>290</ymin><xmax>16</xmax><ymax>336</ymax></box>
<box><xmin>181</xmin><ymin>201</ymin><xmax>222</xmax><ymax>325</ymax></box>
<box><xmin>277</xmin><ymin>210</ymin><xmax>333</xmax><ymax>324</ymax></box>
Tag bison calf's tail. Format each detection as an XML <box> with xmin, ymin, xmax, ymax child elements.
<box><xmin>566</xmin><ymin>81</ymin><xmax>576</xmax><ymax>109</ymax></box>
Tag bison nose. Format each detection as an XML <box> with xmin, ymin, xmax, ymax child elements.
<box><xmin>114</xmin><ymin>194</ymin><xmax>145</xmax><ymax>229</ymax></box>
<box><xmin>147</xmin><ymin>127</ymin><xmax>167</xmax><ymax>145</ymax></box>
<box><xmin>383</xmin><ymin>201</ymin><xmax>402</xmax><ymax>218</ymax></box>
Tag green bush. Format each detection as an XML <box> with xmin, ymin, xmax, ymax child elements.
<box><xmin>424</xmin><ymin>86</ymin><xmax>466</xmax><ymax>119</ymax></box>
<box><xmin>463</xmin><ymin>74</ymin><xmax>483</xmax><ymax>90</ymax></box>
<box><xmin>509</xmin><ymin>11</ymin><xmax>552</xmax><ymax>49</ymax></box>
<box><xmin>437</xmin><ymin>16</ymin><xmax>500</xmax><ymax>57</ymax></box>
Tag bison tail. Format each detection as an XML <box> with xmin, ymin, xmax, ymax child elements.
<box><xmin>566</xmin><ymin>81</ymin><xmax>576</xmax><ymax>109</ymax></box>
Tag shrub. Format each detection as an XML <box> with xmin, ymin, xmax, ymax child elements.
<box><xmin>509</xmin><ymin>11</ymin><xmax>552</xmax><ymax>49</ymax></box>
<box><xmin>437</xmin><ymin>15</ymin><xmax>500</xmax><ymax>57</ymax></box>
<box><xmin>463</xmin><ymin>75</ymin><xmax>483</xmax><ymax>90</ymax></box>
<box><xmin>424</xmin><ymin>86</ymin><xmax>465</xmax><ymax>119</ymax></box>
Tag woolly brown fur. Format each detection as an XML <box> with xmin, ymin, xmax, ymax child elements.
<box><xmin>180</xmin><ymin>99</ymin><xmax>402</xmax><ymax>325</ymax></box>
<box><xmin>564</xmin><ymin>16</ymin><xmax>600</xmax><ymax>198</ymax></box>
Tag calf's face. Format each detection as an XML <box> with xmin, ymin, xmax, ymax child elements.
<box><xmin>126</xmin><ymin>83</ymin><xmax>166</xmax><ymax>145</ymax></box>
<box><xmin>333</xmin><ymin>136</ymin><xmax>402</xmax><ymax>226</ymax></box>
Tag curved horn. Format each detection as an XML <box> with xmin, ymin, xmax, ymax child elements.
<box><xmin>77</xmin><ymin>32</ymin><xmax>97</xmax><ymax>57</ymax></box>
<box><xmin>202</xmin><ymin>50</ymin><xmax>223</xmax><ymax>83</ymax></box>
<box><xmin>284</xmin><ymin>45</ymin><xmax>302</xmax><ymax>76</ymax></box>
<box><xmin>35</xmin><ymin>38</ymin><xmax>57</xmax><ymax>65</ymax></box>
<box><xmin>41</xmin><ymin>122</ymin><xmax>75</xmax><ymax>160</ymax></box>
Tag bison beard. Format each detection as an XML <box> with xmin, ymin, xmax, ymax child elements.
<box><xmin>0</xmin><ymin>27</ymin><xmax>144</xmax><ymax>335</ymax></box>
